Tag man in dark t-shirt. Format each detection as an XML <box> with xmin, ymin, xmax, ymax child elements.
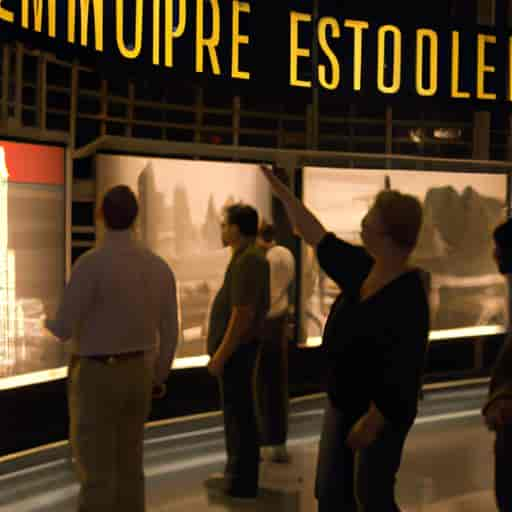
<box><xmin>483</xmin><ymin>219</ymin><xmax>512</xmax><ymax>512</ymax></box>
<box><xmin>205</xmin><ymin>203</ymin><xmax>270</xmax><ymax>501</ymax></box>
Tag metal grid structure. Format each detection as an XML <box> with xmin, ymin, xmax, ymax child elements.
<box><xmin>0</xmin><ymin>40</ymin><xmax>509</xmax><ymax>256</ymax></box>
<box><xmin>0</xmin><ymin>42</ymin><xmax>503</xmax><ymax>156</ymax></box>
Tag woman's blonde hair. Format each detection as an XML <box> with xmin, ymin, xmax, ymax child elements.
<box><xmin>374</xmin><ymin>190</ymin><xmax>423</xmax><ymax>251</ymax></box>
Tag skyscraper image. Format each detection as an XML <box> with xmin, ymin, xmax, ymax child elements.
<box><xmin>0</xmin><ymin>146</ymin><xmax>24</xmax><ymax>365</ymax></box>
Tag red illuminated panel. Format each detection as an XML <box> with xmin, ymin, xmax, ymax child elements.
<box><xmin>0</xmin><ymin>141</ymin><xmax>64</xmax><ymax>185</ymax></box>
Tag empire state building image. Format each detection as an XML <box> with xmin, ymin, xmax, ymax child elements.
<box><xmin>0</xmin><ymin>146</ymin><xmax>25</xmax><ymax>365</ymax></box>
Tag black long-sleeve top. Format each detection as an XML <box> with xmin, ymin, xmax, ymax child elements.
<box><xmin>317</xmin><ymin>233</ymin><xmax>430</xmax><ymax>429</ymax></box>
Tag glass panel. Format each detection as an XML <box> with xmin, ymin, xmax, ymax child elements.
<box><xmin>95</xmin><ymin>155</ymin><xmax>273</xmax><ymax>366</ymax></box>
<box><xmin>301</xmin><ymin>165</ymin><xmax>508</xmax><ymax>347</ymax></box>
<box><xmin>0</xmin><ymin>141</ymin><xmax>66</xmax><ymax>382</ymax></box>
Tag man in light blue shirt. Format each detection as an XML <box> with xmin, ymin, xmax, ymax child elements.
<box><xmin>46</xmin><ymin>185</ymin><xmax>178</xmax><ymax>512</ymax></box>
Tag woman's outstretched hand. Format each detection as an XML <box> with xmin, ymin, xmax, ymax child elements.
<box><xmin>259</xmin><ymin>164</ymin><xmax>291</xmax><ymax>202</ymax></box>
<box><xmin>259</xmin><ymin>164</ymin><xmax>280</xmax><ymax>189</ymax></box>
<box><xmin>259</xmin><ymin>163</ymin><xmax>273</xmax><ymax>178</ymax></box>
<box><xmin>259</xmin><ymin>163</ymin><xmax>326</xmax><ymax>247</ymax></box>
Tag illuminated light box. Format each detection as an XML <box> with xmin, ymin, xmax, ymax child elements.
<box><xmin>301</xmin><ymin>167</ymin><xmax>507</xmax><ymax>345</ymax></box>
<box><xmin>96</xmin><ymin>155</ymin><xmax>272</xmax><ymax>366</ymax></box>
<box><xmin>0</xmin><ymin>141</ymin><xmax>66</xmax><ymax>383</ymax></box>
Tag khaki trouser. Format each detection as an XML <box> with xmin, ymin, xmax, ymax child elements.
<box><xmin>68</xmin><ymin>353</ymin><xmax>154</xmax><ymax>512</ymax></box>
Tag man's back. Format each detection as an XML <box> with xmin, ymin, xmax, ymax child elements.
<box><xmin>80</xmin><ymin>235</ymin><xmax>173</xmax><ymax>350</ymax></box>
<box><xmin>48</xmin><ymin>230</ymin><xmax>178</xmax><ymax>384</ymax></box>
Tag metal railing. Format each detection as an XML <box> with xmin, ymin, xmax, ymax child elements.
<box><xmin>0</xmin><ymin>43</ymin><xmax>485</xmax><ymax>157</ymax></box>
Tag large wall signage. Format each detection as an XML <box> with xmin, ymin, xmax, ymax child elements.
<box><xmin>0</xmin><ymin>1</ymin><xmax>511</xmax><ymax>106</ymax></box>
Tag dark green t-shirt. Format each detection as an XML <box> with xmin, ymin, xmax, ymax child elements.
<box><xmin>207</xmin><ymin>243</ymin><xmax>270</xmax><ymax>355</ymax></box>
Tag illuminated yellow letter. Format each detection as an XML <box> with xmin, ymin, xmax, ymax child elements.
<box><xmin>416</xmin><ymin>29</ymin><xmax>438</xmax><ymax>96</ymax></box>
<box><xmin>153</xmin><ymin>0</ymin><xmax>160</xmax><ymax>65</ymax></box>
<box><xmin>22</xmin><ymin>0</ymin><xmax>56</xmax><ymax>36</ymax></box>
<box><xmin>116</xmin><ymin>0</ymin><xmax>144</xmax><ymax>59</ymax></box>
<box><xmin>476</xmin><ymin>34</ymin><xmax>496</xmax><ymax>100</ymax></box>
<box><xmin>165</xmin><ymin>0</ymin><xmax>186</xmax><ymax>67</ymax></box>
<box><xmin>318</xmin><ymin>17</ymin><xmax>340</xmax><ymax>90</ymax></box>
<box><xmin>451</xmin><ymin>31</ymin><xmax>470</xmax><ymax>99</ymax></box>
<box><xmin>290</xmin><ymin>11</ymin><xmax>312</xmax><ymax>88</ymax></box>
<box><xmin>67</xmin><ymin>0</ymin><xmax>104</xmax><ymax>51</ymax></box>
<box><xmin>377</xmin><ymin>25</ymin><xmax>402</xmax><ymax>94</ymax></box>
<box><xmin>232</xmin><ymin>1</ymin><xmax>250</xmax><ymax>79</ymax></box>
<box><xmin>344</xmin><ymin>19</ymin><xmax>369</xmax><ymax>91</ymax></box>
<box><xmin>196</xmin><ymin>0</ymin><xmax>221</xmax><ymax>75</ymax></box>
<box><xmin>0</xmin><ymin>1</ymin><xmax>14</xmax><ymax>23</ymax></box>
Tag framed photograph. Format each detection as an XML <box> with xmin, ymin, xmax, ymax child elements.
<box><xmin>96</xmin><ymin>155</ymin><xmax>273</xmax><ymax>363</ymax></box>
<box><xmin>302</xmin><ymin>166</ymin><xmax>507</xmax><ymax>344</ymax></box>
<box><xmin>0</xmin><ymin>140</ymin><xmax>66</xmax><ymax>382</ymax></box>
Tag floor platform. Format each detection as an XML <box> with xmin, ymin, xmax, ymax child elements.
<box><xmin>0</xmin><ymin>384</ymin><xmax>499</xmax><ymax>511</ymax></box>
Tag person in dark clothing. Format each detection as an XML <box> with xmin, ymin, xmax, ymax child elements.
<box><xmin>256</xmin><ymin>224</ymin><xmax>295</xmax><ymax>463</ymax></box>
<box><xmin>205</xmin><ymin>203</ymin><xmax>270</xmax><ymax>501</ymax></box>
<box><xmin>260</xmin><ymin>165</ymin><xmax>430</xmax><ymax>512</ymax></box>
<box><xmin>482</xmin><ymin>218</ymin><xmax>512</xmax><ymax>512</ymax></box>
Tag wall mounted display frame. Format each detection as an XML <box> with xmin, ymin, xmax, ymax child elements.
<box><xmin>14</xmin><ymin>134</ymin><xmax>511</xmax><ymax>381</ymax></box>
<box><xmin>0</xmin><ymin>139</ymin><xmax>70</xmax><ymax>390</ymax></box>
<box><xmin>77</xmin><ymin>138</ymin><xmax>512</xmax><ymax>372</ymax></box>
<box><xmin>95</xmin><ymin>154</ymin><xmax>277</xmax><ymax>367</ymax></box>
<box><xmin>301</xmin><ymin>164</ymin><xmax>508</xmax><ymax>348</ymax></box>
<box><xmin>1</xmin><ymin>137</ymin><xmax>510</xmax><ymax>456</ymax></box>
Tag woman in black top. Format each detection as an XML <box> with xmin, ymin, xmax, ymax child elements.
<box><xmin>482</xmin><ymin>219</ymin><xmax>512</xmax><ymax>512</ymax></box>
<box><xmin>260</xmin><ymin>165</ymin><xmax>430</xmax><ymax>512</ymax></box>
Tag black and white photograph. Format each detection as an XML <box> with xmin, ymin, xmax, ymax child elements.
<box><xmin>302</xmin><ymin>167</ymin><xmax>508</xmax><ymax>343</ymax></box>
<box><xmin>0</xmin><ymin>141</ymin><xmax>66</xmax><ymax>380</ymax></box>
<box><xmin>96</xmin><ymin>155</ymin><xmax>272</xmax><ymax>361</ymax></box>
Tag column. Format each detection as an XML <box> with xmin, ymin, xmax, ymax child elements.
<box><xmin>472</xmin><ymin>0</ymin><xmax>495</xmax><ymax>160</ymax></box>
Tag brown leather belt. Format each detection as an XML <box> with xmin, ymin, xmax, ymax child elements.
<box><xmin>86</xmin><ymin>351</ymin><xmax>145</xmax><ymax>365</ymax></box>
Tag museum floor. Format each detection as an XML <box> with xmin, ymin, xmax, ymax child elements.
<box><xmin>0</xmin><ymin>385</ymin><xmax>498</xmax><ymax>511</ymax></box>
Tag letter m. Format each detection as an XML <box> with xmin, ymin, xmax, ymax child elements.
<box><xmin>22</xmin><ymin>0</ymin><xmax>56</xmax><ymax>37</ymax></box>
<box><xmin>68</xmin><ymin>0</ymin><xmax>104</xmax><ymax>51</ymax></box>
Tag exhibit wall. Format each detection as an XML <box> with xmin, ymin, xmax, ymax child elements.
<box><xmin>1</xmin><ymin>153</ymin><xmax>509</xmax><ymax>456</ymax></box>
<box><xmin>96</xmin><ymin>155</ymin><xmax>272</xmax><ymax>363</ymax></box>
<box><xmin>0</xmin><ymin>140</ymin><xmax>66</xmax><ymax>383</ymax></box>
<box><xmin>302</xmin><ymin>167</ymin><xmax>508</xmax><ymax>345</ymax></box>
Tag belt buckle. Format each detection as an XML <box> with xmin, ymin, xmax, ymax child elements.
<box><xmin>107</xmin><ymin>356</ymin><xmax>116</xmax><ymax>365</ymax></box>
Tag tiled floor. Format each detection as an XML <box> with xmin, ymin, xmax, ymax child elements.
<box><xmin>0</xmin><ymin>386</ymin><xmax>500</xmax><ymax>511</ymax></box>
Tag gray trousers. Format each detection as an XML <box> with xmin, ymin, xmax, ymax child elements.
<box><xmin>68</xmin><ymin>353</ymin><xmax>154</xmax><ymax>512</ymax></box>
<box><xmin>315</xmin><ymin>401</ymin><xmax>408</xmax><ymax>512</ymax></box>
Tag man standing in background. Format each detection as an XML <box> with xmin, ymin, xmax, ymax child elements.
<box><xmin>46</xmin><ymin>186</ymin><xmax>179</xmax><ymax>512</ymax></box>
<box><xmin>206</xmin><ymin>204</ymin><xmax>270</xmax><ymax>500</ymax></box>
<box><xmin>256</xmin><ymin>223</ymin><xmax>295</xmax><ymax>463</ymax></box>
<box><xmin>483</xmin><ymin>218</ymin><xmax>512</xmax><ymax>512</ymax></box>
